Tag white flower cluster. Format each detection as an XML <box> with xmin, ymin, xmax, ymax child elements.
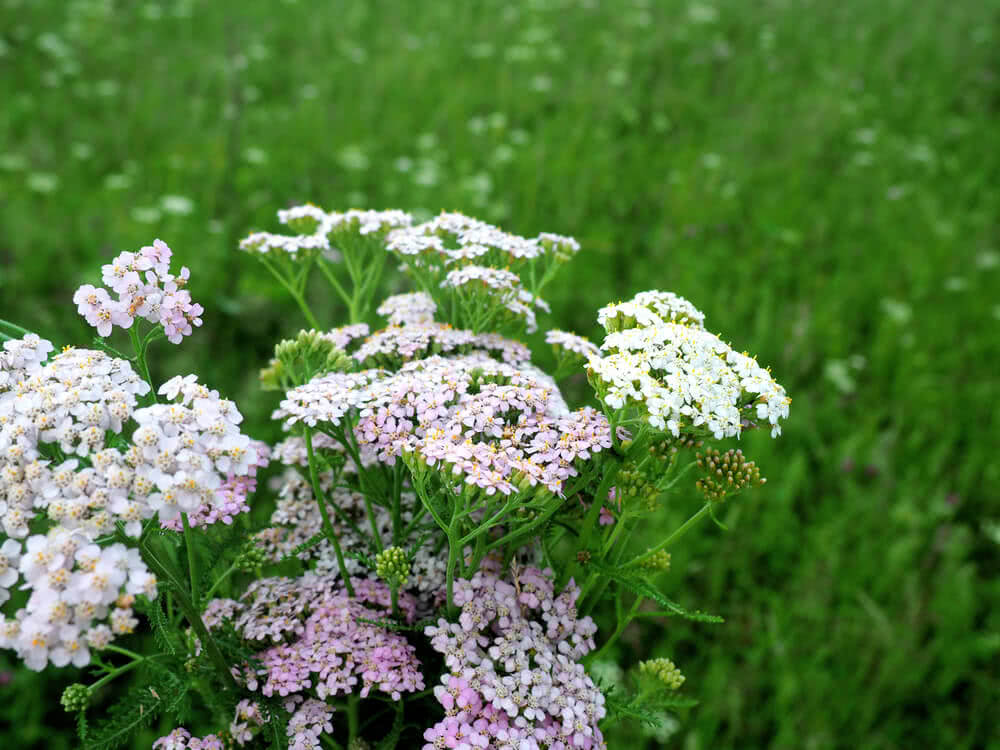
<box><xmin>351</xmin><ymin>322</ymin><xmax>531</xmax><ymax>368</ymax></box>
<box><xmin>376</xmin><ymin>292</ymin><xmax>437</xmax><ymax>326</ymax></box>
<box><xmin>588</xmin><ymin>291</ymin><xmax>790</xmax><ymax>438</ymax></box>
<box><xmin>545</xmin><ymin>329</ymin><xmax>600</xmax><ymax>359</ymax></box>
<box><xmin>242</xmin><ymin>205</ymin><xmax>413</xmax><ymax>260</ymax></box>
<box><xmin>386</xmin><ymin>212</ymin><xmax>578</xmax><ymax>268</ymax></box>
<box><xmin>1</xmin><ymin>531</ymin><xmax>154</xmax><ymax>669</ymax></box>
<box><xmin>0</xmin><ymin>334</ymin><xmax>53</xmax><ymax>392</ymax></box>
<box><xmin>1</xmin><ymin>346</ymin><xmax>150</xmax><ymax>538</ymax></box>
<box><xmin>597</xmin><ymin>289</ymin><xmax>706</xmax><ymax>331</ymax></box>
<box><xmin>238</xmin><ymin>231</ymin><xmax>334</xmax><ymax>258</ymax></box>
<box><xmin>0</xmin><ymin>337</ymin><xmax>262</xmax><ymax>670</ymax></box>
<box><xmin>132</xmin><ymin>375</ymin><xmax>262</xmax><ymax>523</ymax></box>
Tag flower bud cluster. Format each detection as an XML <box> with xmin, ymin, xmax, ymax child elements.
<box><xmin>695</xmin><ymin>448</ymin><xmax>764</xmax><ymax>501</ymax></box>
<box><xmin>74</xmin><ymin>239</ymin><xmax>203</xmax><ymax>343</ymax></box>
<box><xmin>60</xmin><ymin>682</ymin><xmax>90</xmax><ymax>712</ymax></box>
<box><xmin>636</xmin><ymin>549</ymin><xmax>671</xmax><ymax>572</ymax></box>
<box><xmin>424</xmin><ymin>567</ymin><xmax>606</xmax><ymax>750</ymax></box>
<box><xmin>638</xmin><ymin>657</ymin><xmax>685</xmax><ymax>690</ymax></box>
<box><xmin>612</xmin><ymin>464</ymin><xmax>660</xmax><ymax>512</ymax></box>
<box><xmin>589</xmin><ymin>290</ymin><xmax>790</xmax><ymax>439</ymax></box>
<box><xmin>263</xmin><ymin>330</ymin><xmax>356</xmax><ymax>390</ymax></box>
<box><xmin>375</xmin><ymin>546</ymin><xmax>410</xmax><ymax>588</ymax></box>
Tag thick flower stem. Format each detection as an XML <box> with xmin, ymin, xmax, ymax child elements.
<box><xmin>138</xmin><ymin>540</ymin><xmax>237</xmax><ymax>689</ymax></box>
<box><xmin>305</xmin><ymin>427</ymin><xmax>355</xmax><ymax>597</ymax></box>
<box><xmin>346</xmin><ymin>694</ymin><xmax>360</xmax><ymax>744</ymax></box>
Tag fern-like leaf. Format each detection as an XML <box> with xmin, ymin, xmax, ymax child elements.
<box><xmin>587</xmin><ymin>560</ymin><xmax>723</xmax><ymax>623</ymax></box>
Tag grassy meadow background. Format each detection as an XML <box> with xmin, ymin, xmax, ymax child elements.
<box><xmin>2</xmin><ymin>0</ymin><xmax>999</xmax><ymax>747</ymax></box>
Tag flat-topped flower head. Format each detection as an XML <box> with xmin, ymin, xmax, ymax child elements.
<box><xmin>387</xmin><ymin>211</ymin><xmax>577</xmax><ymax>271</ymax></box>
<box><xmin>589</xmin><ymin>292</ymin><xmax>790</xmax><ymax>438</ymax></box>
<box><xmin>321</xmin><ymin>208</ymin><xmax>413</xmax><ymax>237</ymax></box>
<box><xmin>424</xmin><ymin>566</ymin><xmax>606</xmax><ymax>749</ymax></box>
<box><xmin>546</xmin><ymin>329</ymin><xmax>600</xmax><ymax>360</ymax></box>
<box><xmin>239</xmin><ymin>231</ymin><xmax>333</xmax><ymax>258</ymax></box>
<box><xmin>597</xmin><ymin>289</ymin><xmax>706</xmax><ymax>334</ymax></box>
<box><xmin>376</xmin><ymin>292</ymin><xmax>437</xmax><ymax>326</ymax></box>
<box><xmin>352</xmin><ymin>323</ymin><xmax>530</xmax><ymax>368</ymax></box>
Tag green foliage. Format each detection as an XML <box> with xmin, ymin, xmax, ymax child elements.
<box><xmin>1</xmin><ymin>0</ymin><xmax>997</xmax><ymax>748</ymax></box>
<box><xmin>587</xmin><ymin>559</ymin><xmax>724</xmax><ymax>624</ymax></box>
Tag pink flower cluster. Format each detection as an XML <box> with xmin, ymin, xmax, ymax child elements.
<box><xmin>73</xmin><ymin>239</ymin><xmax>203</xmax><ymax>343</ymax></box>
<box><xmin>152</xmin><ymin>728</ymin><xmax>224</xmax><ymax>749</ymax></box>
<box><xmin>424</xmin><ymin>567</ymin><xmax>606</xmax><ymax>750</ymax></box>
<box><xmin>203</xmin><ymin>574</ymin><xmax>425</xmax><ymax>704</ymax></box>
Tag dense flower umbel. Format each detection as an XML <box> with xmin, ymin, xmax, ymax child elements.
<box><xmin>545</xmin><ymin>329</ymin><xmax>600</xmax><ymax>360</ymax></box>
<box><xmin>377</xmin><ymin>292</ymin><xmax>438</xmax><ymax>326</ymax></box>
<box><xmin>203</xmin><ymin>575</ymin><xmax>424</xmax><ymax>703</ymax></box>
<box><xmin>424</xmin><ymin>567</ymin><xmax>606</xmax><ymax>750</ymax></box>
<box><xmin>153</xmin><ymin>728</ymin><xmax>225</xmax><ymax>749</ymax></box>
<box><xmin>588</xmin><ymin>291</ymin><xmax>790</xmax><ymax>438</ymax></box>
<box><xmin>73</xmin><ymin>239</ymin><xmax>203</xmax><ymax>343</ymax></box>
<box><xmin>386</xmin><ymin>212</ymin><xmax>578</xmax><ymax>271</ymax></box>
<box><xmin>241</xmin><ymin>206</ymin><xmax>413</xmax><ymax>259</ymax></box>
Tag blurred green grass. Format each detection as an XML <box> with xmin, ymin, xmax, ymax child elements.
<box><xmin>1</xmin><ymin>0</ymin><xmax>998</xmax><ymax>747</ymax></box>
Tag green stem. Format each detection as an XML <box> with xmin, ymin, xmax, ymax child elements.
<box><xmin>104</xmin><ymin>644</ymin><xmax>145</xmax><ymax>662</ymax></box>
<box><xmin>138</xmin><ymin>541</ymin><xmax>236</xmax><ymax>689</ymax></box>
<box><xmin>316</xmin><ymin>259</ymin><xmax>354</xmax><ymax>313</ymax></box>
<box><xmin>445</xmin><ymin>509</ymin><xmax>462</xmax><ymax>614</ymax></box>
<box><xmin>181</xmin><ymin>512</ymin><xmax>199</xmax><ymax>612</ymax></box>
<box><xmin>584</xmin><ymin>596</ymin><xmax>642</xmax><ymax>666</ymax></box>
<box><xmin>88</xmin><ymin>657</ymin><xmax>145</xmax><ymax>692</ymax></box>
<box><xmin>628</xmin><ymin>502</ymin><xmax>712</xmax><ymax>568</ymax></box>
<box><xmin>203</xmin><ymin>561</ymin><xmax>239</xmax><ymax>602</ymax></box>
<box><xmin>259</xmin><ymin>256</ymin><xmax>321</xmax><ymax>328</ymax></box>
<box><xmin>305</xmin><ymin>428</ymin><xmax>355</xmax><ymax>597</ymax></box>
<box><xmin>347</xmin><ymin>694</ymin><xmax>360</xmax><ymax>744</ymax></box>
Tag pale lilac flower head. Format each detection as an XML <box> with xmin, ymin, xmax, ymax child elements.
<box><xmin>423</xmin><ymin>566</ymin><xmax>606</xmax><ymax>750</ymax></box>
<box><xmin>74</xmin><ymin>240</ymin><xmax>203</xmax><ymax>344</ymax></box>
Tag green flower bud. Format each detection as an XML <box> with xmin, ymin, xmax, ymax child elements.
<box><xmin>61</xmin><ymin>683</ymin><xmax>90</xmax><ymax>712</ymax></box>
<box><xmin>236</xmin><ymin>540</ymin><xmax>269</xmax><ymax>573</ymax></box>
<box><xmin>638</xmin><ymin>549</ymin><xmax>671</xmax><ymax>572</ymax></box>
<box><xmin>695</xmin><ymin>448</ymin><xmax>765</xmax><ymax>502</ymax></box>
<box><xmin>639</xmin><ymin>657</ymin><xmax>685</xmax><ymax>690</ymax></box>
<box><xmin>375</xmin><ymin>546</ymin><xmax>410</xmax><ymax>588</ymax></box>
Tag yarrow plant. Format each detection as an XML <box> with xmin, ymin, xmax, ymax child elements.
<box><xmin>0</xmin><ymin>205</ymin><xmax>789</xmax><ymax>748</ymax></box>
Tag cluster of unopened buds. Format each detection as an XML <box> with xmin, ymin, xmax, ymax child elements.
<box><xmin>73</xmin><ymin>239</ymin><xmax>203</xmax><ymax>343</ymax></box>
<box><xmin>695</xmin><ymin>448</ymin><xmax>765</xmax><ymax>501</ymax></box>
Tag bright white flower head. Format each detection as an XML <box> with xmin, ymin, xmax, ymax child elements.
<box><xmin>589</xmin><ymin>292</ymin><xmax>789</xmax><ymax>438</ymax></box>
